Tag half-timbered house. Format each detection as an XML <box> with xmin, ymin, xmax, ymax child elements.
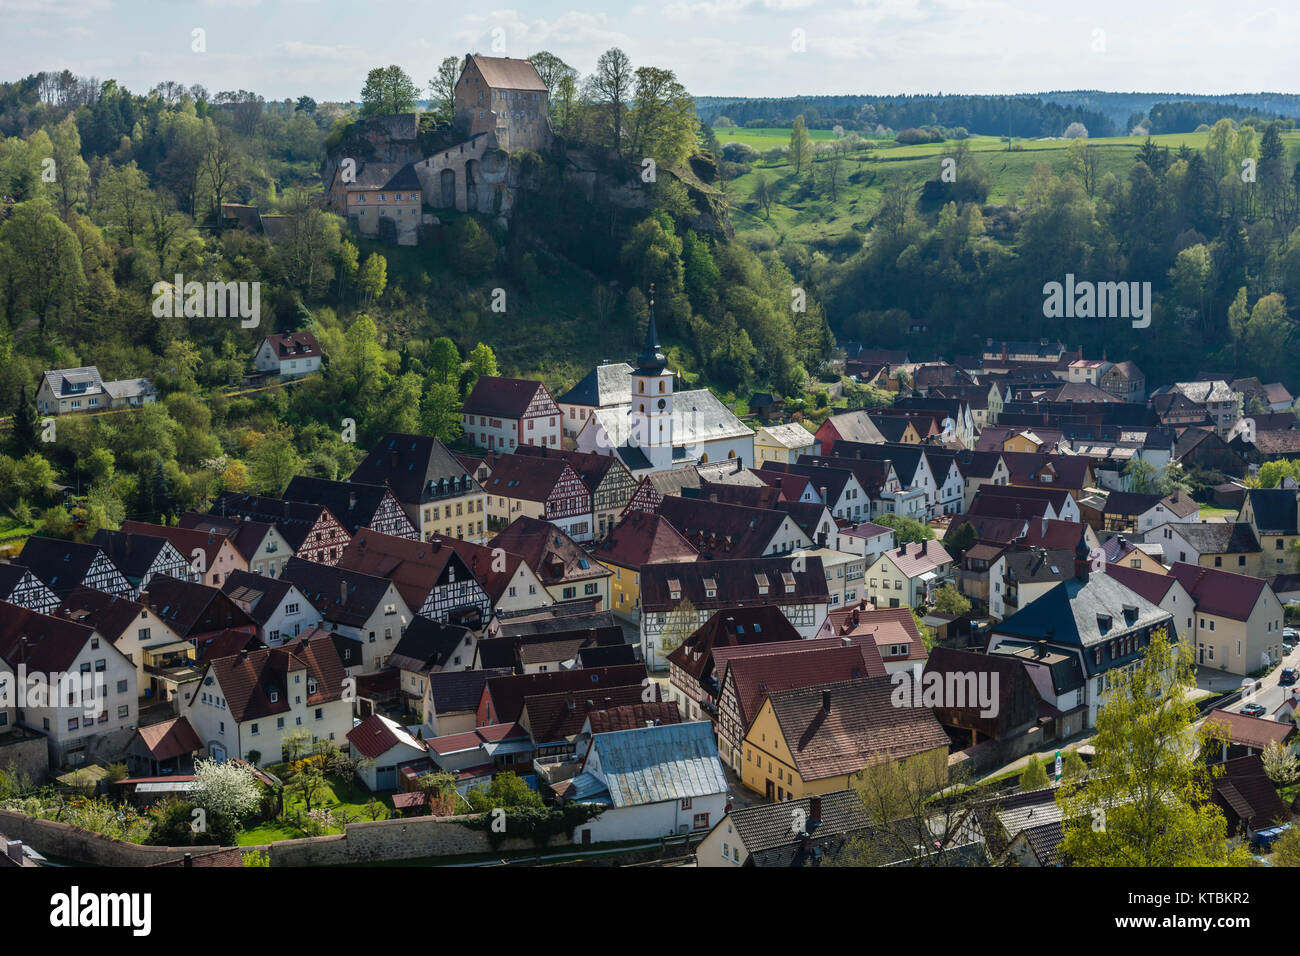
<box><xmin>177</xmin><ymin>512</ymin><xmax>293</xmax><ymax>579</ymax></box>
<box><xmin>55</xmin><ymin>586</ymin><xmax>185</xmax><ymax>702</ymax></box>
<box><xmin>461</xmin><ymin>376</ymin><xmax>562</xmax><ymax>453</ymax></box>
<box><xmin>137</xmin><ymin>574</ymin><xmax>258</xmax><ymax>645</ymax></box>
<box><xmin>210</xmin><ymin>493</ymin><xmax>351</xmax><ymax>566</ymax></box>
<box><xmin>514</xmin><ymin>446</ymin><xmax>639</xmax><ymax>540</ymax></box>
<box><xmin>337</xmin><ymin>530</ymin><xmax>492</xmax><ymax>631</ymax></box>
<box><xmin>282</xmin><ymin>475</ymin><xmax>419</xmax><ymax>539</ymax></box>
<box><xmin>490</xmin><ymin>516</ymin><xmax>612</xmax><ymax>610</ymax></box>
<box><xmin>17</xmin><ymin>536</ymin><xmax>135</xmax><ymax>600</ymax></box>
<box><xmin>120</xmin><ymin>520</ymin><xmax>248</xmax><ymax>587</ymax></box>
<box><xmin>92</xmin><ymin>529</ymin><xmax>195</xmax><ymax>589</ymax></box>
<box><xmin>350</xmin><ymin>433</ymin><xmax>488</xmax><ymax>544</ymax></box>
<box><xmin>0</xmin><ymin>563</ymin><xmax>60</xmax><ymax>614</ymax></box>
<box><xmin>482</xmin><ymin>454</ymin><xmax>593</xmax><ymax>542</ymax></box>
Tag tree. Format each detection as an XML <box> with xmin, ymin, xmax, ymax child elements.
<box><xmin>191</xmin><ymin>758</ymin><xmax>262</xmax><ymax>825</ymax></box>
<box><xmin>1020</xmin><ymin>757</ymin><xmax>1049</xmax><ymax>791</ymax></box>
<box><xmin>789</xmin><ymin>115</ymin><xmax>812</xmax><ymax>176</ymax></box>
<box><xmin>420</xmin><ymin>382</ymin><xmax>461</xmax><ymax>443</ymax></box>
<box><xmin>930</xmin><ymin>583</ymin><xmax>971</xmax><ymax>616</ymax></box>
<box><xmin>448</xmin><ymin>218</ymin><xmax>496</xmax><ymax>276</ymax></box>
<box><xmin>427</xmin><ymin>56</ymin><xmax>461</xmax><ymax>123</ymax></box>
<box><xmin>358</xmin><ymin>252</ymin><xmax>388</xmax><ymax>306</ymax></box>
<box><xmin>1056</xmin><ymin>628</ymin><xmax>1249</xmax><ymax>866</ymax></box>
<box><xmin>464</xmin><ymin>771</ymin><xmax>545</xmax><ymax>811</ymax></box>
<box><xmin>528</xmin><ymin>51</ymin><xmax>577</xmax><ymax>103</ymax></box>
<box><xmin>428</xmin><ymin>337</ymin><xmax>460</xmax><ymax>385</ymax></box>
<box><xmin>1062</xmin><ymin>750</ymin><xmax>1088</xmax><ymax>780</ymax></box>
<box><xmin>1123</xmin><ymin>458</ymin><xmax>1158</xmax><ymax>494</ymax></box>
<box><xmin>589</xmin><ymin>48</ymin><xmax>633</xmax><ymax>156</ymax></box>
<box><xmin>466</xmin><ymin>342</ymin><xmax>500</xmax><ymax>381</ymax></box>
<box><xmin>751</xmin><ymin>173</ymin><xmax>775</xmax><ymax>219</ymax></box>
<box><xmin>46</xmin><ymin>115</ymin><xmax>91</xmax><ymax>221</ymax></box>
<box><xmin>247</xmin><ymin>426</ymin><xmax>301</xmax><ymax>495</ymax></box>
<box><xmin>1262</xmin><ymin>739</ymin><xmax>1300</xmax><ymax>786</ymax></box>
<box><xmin>97</xmin><ymin>161</ymin><xmax>151</xmax><ymax>247</ymax></box>
<box><xmin>872</xmin><ymin>513</ymin><xmax>934</xmax><ymax>544</ymax></box>
<box><xmin>198</xmin><ymin>123</ymin><xmax>239</xmax><ymax>231</ymax></box>
<box><xmin>360</xmin><ymin>65</ymin><xmax>419</xmax><ymax>117</ymax></box>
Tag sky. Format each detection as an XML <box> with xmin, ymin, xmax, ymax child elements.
<box><xmin>1</xmin><ymin>0</ymin><xmax>1297</xmax><ymax>102</ymax></box>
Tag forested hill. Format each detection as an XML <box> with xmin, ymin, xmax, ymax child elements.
<box><xmin>695</xmin><ymin>91</ymin><xmax>1300</xmax><ymax>136</ymax></box>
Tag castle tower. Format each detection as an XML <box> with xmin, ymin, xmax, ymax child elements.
<box><xmin>630</xmin><ymin>293</ymin><xmax>674</xmax><ymax>470</ymax></box>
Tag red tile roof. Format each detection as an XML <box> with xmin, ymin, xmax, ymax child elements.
<box><xmin>189</xmin><ymin>628</ymin><xmax>347</xmax><ymax>723</ymax></box>
<box><xmin>462</xmin><ymin>376</ymin><xmax>553</xmax><ymax>420</ymax></box>
<box><xmin>1168</xmin><ymin>562</ymin><xmax>1271</xmax><ymax>622</ymax></box>
<box><xmin>596</xmin><ymin>511</ymin><xmax>699</xmax><ymax>568</ymax></box>
<box><xmin>136</xmin><ymin>717</ymin><xmax>202</xmax><ymax>762</ymax></box>
<box><xmin>727</xmin><ymin>644</ymin><xmax>877</xmax><ymax>739</ymax></box>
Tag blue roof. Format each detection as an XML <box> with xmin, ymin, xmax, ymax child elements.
<box><xmin>589</xmin><ymin>721</ymin><xmax>728</xmax><ymax>808</ymax></box>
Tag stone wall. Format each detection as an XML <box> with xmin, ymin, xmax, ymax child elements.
<box><xmin>0</xmin><ymin>730</ymin><xmax>50</xmax><ymax>784</ymax></box>
<box><xmin>0</xmin><ymin>807</ymin><xmax>567</xmax><ymax>866</ymax></box>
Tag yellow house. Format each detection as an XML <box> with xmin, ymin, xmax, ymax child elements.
<box><xmin>740</xmin><ymin>676</ymin><xmax>949</xmax><ymax>800</ymax></box>
<box><xmin>753</xmin><ymin>422</ymin><xmax>818</xmax><ymax>464</ymax></box>
<box><xmin>593</xmin><ymin>512</ymin><xmax>699</xmax><ymax>621</ymax></box>
<box><xmin>1003</xmin><ymin>431</ymin><xmax>1046</xmax><ymax>453</ymax></box>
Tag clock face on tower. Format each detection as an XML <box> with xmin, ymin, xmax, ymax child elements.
<box><xmin>657</xmin><ymin>398</ymin><xmax>666</xmax><ymax>410</ymax></box>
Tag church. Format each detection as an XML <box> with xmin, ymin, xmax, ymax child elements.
<box><xmin>573</xmin><ymin>311</ymin><xmax>754</xmax><ymax>475</ymax></box>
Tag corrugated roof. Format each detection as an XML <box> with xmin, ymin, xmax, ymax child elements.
<box><xmin>588</xmin><ymin>721</ymin><xmax>728</xmax><ymax>807</ymax></box>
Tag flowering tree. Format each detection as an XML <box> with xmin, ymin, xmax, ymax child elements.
<box><xmin>191</xmin><ymin>758</ymin><xmax>262</xmax><ymax>823</ymax></box>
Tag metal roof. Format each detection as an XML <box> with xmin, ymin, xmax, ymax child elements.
<box><xmin>588</xmin><ymin>721</ymin><xmax>728</xmax><ymax>808</ymax></box>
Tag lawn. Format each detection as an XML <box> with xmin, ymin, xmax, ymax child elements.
<box><xmin>1197</xmin><ymin>506</ymin><xmax>1239</xmax><ymax>520</ymax></box>
<box><xmin>236</xmin><ymin>772</ymin><xmax>395</xmax><ymax>846</ymax></box>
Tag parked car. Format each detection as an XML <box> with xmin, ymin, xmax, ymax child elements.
<box><xmin>1283</xmin><ymin>668</ymin><xmax>1299</xmax><ymax>687</ymax></box>
<box><xmin>1241</xmin><ymin>703</ymin><xmax>1268</xmax><ymax>717</ymax></box>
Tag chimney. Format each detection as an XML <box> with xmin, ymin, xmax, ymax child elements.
<box><xmin>183</xmin><ymin>852</ymin><xmax>193</xmax><ymax>867</ymax></box>
<box><xmin>340</xmin><ymin>580</ymin><xmax>348</xmax><ymax>604</ymax></box>
<box><xmin>822</xmin><ymin>690</ymin><xmax>832</xmax><ymax>714</ymax></box>
<box><xmin>238</xmin><ymin>649</ymin><xmax>249</xmax><ymax>662</ymax></box>
<box><xmin>809</xmin><ymin>795</ymin><xmax>822</xmax><ymax>825</ymax></box>
<box><xmin>841</xmin><ymin>636</ymin><xmax>852</xmax><ymax>647</ymax></box>
<box><xmin>348</xmin><ymin>491</ymin><xmax>358</xmax><ymax>511</ymax></box>
<box><xmin>5</xmin><ymin>840</ymin><xmax>21</xmax><ymax>864</ymax></box>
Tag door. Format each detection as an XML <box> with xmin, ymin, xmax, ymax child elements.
<box><xmin>765</xmin><ymin>779</ymin><xmax>775</xmax><ymax>800</ymax></box>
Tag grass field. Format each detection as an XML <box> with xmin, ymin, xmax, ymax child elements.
<box><xmin>236</xmin><ymin>772</ymin><xmax>395</xmax><ymax>845</ymax></box>
<box><xmin>715</xmin><ymin>126</ymin><xmax>1300</xmax><ymax>248</ymax></box>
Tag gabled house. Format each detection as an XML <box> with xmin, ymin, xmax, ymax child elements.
<box><xmin>514</xmin><ymin>445</ymin><xmax>639</xmax><ymax>539</ymax></box>
<box><xmin>1168</xmin><ymin>562</ymin><xmax>1286</xmax><ymax>674</ymax></box>
<box><xmin>138</xmin><ymin>574</ymin><xmax>257</xmax><ymax>646</ymax></box>
<box><xmin>0</xmin><ymin>563</ymin><xmax>59</xmax><ymax>615</ymax></box>
<box><xmin>754</xmin><ymin>423</ymin><xmax>818</xmax><ymax>464</ymax></box>
<box><xmin>220</xmin><ymin>570</ymin><xmax>317</xmax><ymax>646</ymax></box>
<box><xmin>438</xmin><ymin>536</ymin><xmax>552</xmax><ymax>616</ymax></box>
<box><xmin>1209</xmin><ymin>755</ymin><xmax>1292</xmax><ymax>842</ymax></box>
<box><xmin>556</xmin><ymin>362</ymin><xmax>635</xmax><ymax>440</ymax></box>
<box><xmin>758</xmin><ymin>461</ymin><xmax>873</xmax><ymax>523</ymax></box>
<box><xmin>1149</xmin><ymin>520</ymin><xmax>1262</xmax><ymax>575</ymax></box>
<box><xmin>420</xmin><ymin>668</ymin><xmax>513</xmax><ymax>736</ymax></box>
<box><xmin>282</xmin><ymin>475</ymin><xmax>419</xmax><ymax>540</ymax></box>
<box><xmin>121</xmin><ymin>520</ymin><xmax>246</xmax><ymax>587</ymax></box>
<box><xmin>813</xmin><ymin>410</ymin><xmax>886</xmax><ymax>456</ymax></box>
<box><xmin>1238</xmin><ymin>488</ymin><xmax>1300</xmax><ymax>574</ymax></box>
<box><xmin>210</xmin><ymin>493</ymin><xmax>351</xmax><ymax>566</ymax></box>
<box><xmin>36</xmin><ymin>366</ymin><xmax>156</xmax><ymax>416</ymax></box>
<box><xmin>279</xmin><ymin>557</ymin><xmax>414</xmax><ymax>673</ymax></box>
<box><xmin>563</xmin><ymin>722</ymin><xmax>730</xmax><ymax>844</ymax></box>
<box><xmin>865</xmin><ymin>541</ymin><xmax>954</xmax><ymax>609</ymax></box>
<box><xmin>177</xmin><ymin>513</ymin><xmax>292</xmax><ymax>579</ymax></box>
<box><xmin>254</xmin><ymin>331</ymin><xmax>322</xmax><ymax>380</ymax></box>
<box><xmin>347</xmin><ymin>713</ymin><xmax>428</xmax><ymax>791</ymax></box>
<box><xmin>54</xmin><ymin>586</ymin><xmax>184</xmax><ymax>701</ymax></box>
<box><xmin>595</xmin><ymin>511</ymin><xmax>699</xmax><ymax>621</ymax></box>
<box><xmin>326</xmin><ymin>161</ymin><xmax>422</xmax><ymax>244</ymax></box>
<box><xmin>0</xmin><ymin>602</ymin><xmax>138</xmax><ymax>767</ymax></box>
<box><xmin>490</xmin><ymin>516</ymin><xmax>612</xmax><ymax>610</ymax></box>
<box><xmin>182</xmin><ymin>630</ymin><xmax>351</xmax><ymax>765</ymax></box>
<box><xmin>1102</xmin><ymin>490</ymin><xmax>1199</xmax><ymax>534</ymax></box>
<box><xmin>657</xmin><ymin>495</ymin><xmax>812</xmax><ymax>559</ymax></box>
<box><xmin>697</xmin><ymin>789</ymin><xmax>877</xmax><ymax>867</ymax></box>
<box><xmin>338</xmin><ymin>529</ymin><xmax>492</xmax><ymax>631</ymax></box>
<box><xmin>476</xmin><ymin>664</ymin><xmax>648</xmax><ymax>727</ymax></box>
<box><xmin>475</xmin><ymin>625</ymin><xmax>628</xmax><ymax>674</ymax></box>
<box><xmin>992</xmin><ymin>547</ymin><xmax>1076</xmax><ymax>621</ymax></box>
<box><xmin>350</xmin><ymin>433</ymin><xmax>487</xmax><ymax>544</ymax></box>
<box><xmin>16</xmin><ymin>537</ymin><xmax>134</xmax><ymax>600</ymax></box>
<box><xmin>461</xmin><ymin>376</ymin><xmax>563</xmax><ymax>453</ymax></box>
<box><xmin>91</xmin><ymin>529</ymin><xmax>194</xmax><ymax>590</ymax></box>
<box><xmin>388</xmin><ymin>617</ymin><xmax>476</xmax><ymax>709</ymax></box>
<box><xmin>638</xmin><ymin>556</ymin><xmax>831</xmax><ymax>670</ymax></box>
<box><xmin>742</xmin><ymin>676</ymin><xmax>949</xmax><ymax>799</ymax></box>
<box><xmin>482</xmin><ymin>454</ymin><xmax>593</xmax><ymax>542</ymax></box>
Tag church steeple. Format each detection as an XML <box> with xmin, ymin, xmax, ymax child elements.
<box><xmin>635</xmin><ymin>285</ymin><xmax>667</xmax><ymax>376</ymax></box>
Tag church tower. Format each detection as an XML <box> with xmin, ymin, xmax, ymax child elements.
<box><xmin>630</xmin><ymin>292</ymin><xmax>675</xmax><ymax>470</ymax></box>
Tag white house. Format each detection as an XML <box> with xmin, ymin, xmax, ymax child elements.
<box><xmin>565</xmin><ymin>721</ymin><xmax>729</xmax><ymax>844</ymax></box>
<box><xmin>221</xmin><ymin>571</ymin><xmax>317</xmax><ymax>646</ymax></box>
<box><xmin>254</xmin><ymin>332</ymin><xmax>322</xmax><ymax>380</ymax></box>
<box><xmin>461</xmin><ymin>376</ymin><xmax>563</xmax><ymax>453</ymax></box>
<box><xmin>834</xmin><ymin>521</ymin><xmax>896</xmax><ymax>564</ymax></box>
<box><xmin>346</xmin><ymin>713</ymin><xmax>429</xmax><ymax>791</ymax></box>
<box><xmin>36</xmin><ymin>366</ymin><xmax>156</xmax><ymax>416</ymax></box>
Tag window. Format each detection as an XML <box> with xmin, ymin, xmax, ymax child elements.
<box><xmin>680</xmin><ymin>798</ymin><xmax>692</xmax><ymax>810</ymax></box>
<box><xmin>693</xmin><ymin>812</ymin><xmax>710</xmax><ymax>829</ymax></box>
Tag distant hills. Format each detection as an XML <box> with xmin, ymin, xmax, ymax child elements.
<box><xmin>695</xmin><ymin>91</ymin><xmax>1300</xmax><ymax>137</ymax></box>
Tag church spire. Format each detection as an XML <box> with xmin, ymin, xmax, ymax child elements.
<box><xmin>635</xmin><ymin>283</ymin><xmax>667</xmax><ymax>375</ymax></box>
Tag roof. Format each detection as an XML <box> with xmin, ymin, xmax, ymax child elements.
<box><xmin>1101</xmin><ymin>563</ymin><xmax>1182</xmax><ymax>605</ymax></box>
<box><xmin>556</xmin><ymin>363</ymin><xmax>635</xmax><ymax>407</ymax></box>
<box><xmin>483</xmin><ymin>454</ymin><xmax>583</xmax><ymax>505</ymax></box>
<box><xmin>726</xmin><ymin>788</ymin><xmax>873</xmax><ymax>855</ymax></box>
<box><xmin>41</xmin><ymin>366</ymin><xmax>105</xmax><ymax>397</ymax></box>
<box><xmin>1001</xmin><ymin>548</ymin><xmax>1075</xmax><ymax>586</ymax></box>
<box><xmin>280</xmin><ymin>557</ymin><xmax>401</xmax><ymax>628</ymax></box>
<box><xmin>657</xmin><ymin>496</ymin><xmax>801</xmax><ymax>559</ymax></box>
<box><xmin>462</xmin><ymin>376</ymin><xmax>552</xmax><ymax>420</ymax></box>
<box><xmin>1203</xmin><ymin>710</ymin><xmax>1294</xmax><ymax>751</ymax></box>
<box><xmin>490</xmin><ymin>517</ymin><xmax>609</xmax><ymax>585</ymax></box>
<box><xmin>1244</xmin><ymin>489</ymin><xmax>1299</xmax><ymax>535</ymax></box>
<box><xmin>876</xmin><ymin>540</ymin><xmax>953</xmax><ymax>577</ymax></box>
<box><xmin>764</xmin><ymin>676</ymin><xmax>950</xmax><ymax>781</ymax></box>
<box><xmin>0</xmin><ymin>602</ymin><xmax>99</xmax><ymax>674</ymax></box>
<box><xmin>639</xmin><ymin>556</ymin><xmax>829</xmax><ymax>612</ymax></box>
<box><xmin>1175</xmin><ymin>380</ymin><xmax>1238</xmax><ymax>405</ymax></box>
<box><xmin>138</xmin><ymin>574</ymin><xmax>254</xmax><ymax>637</ymax></box>
<box><xmin>346</xmin><ymin>161</ymin><xmax>420</xmax><ymax>191</ymax></box>
<box><xmin>350</xmin><ymin>433</ymin><xmax>482</xmax><ymax>505</ymax></box>
<box><xmin>177</xmin><ymin>512</ymin><xmax>279</xmax><ymax>562</ymax></box>
<box><xmin>759</xmin><ymin>423</ymin><xmax>817</xmax><ymax>449</ymax></box>
<box><xmin>589</xmin><ymin>388</ymin><xmax>753</xmax><ymax>449</ymax></box>
<box><xmin>191</xmin><ymin>631</ymin><xmax>346</xmax><ymax>723</ymax></box>
<box><xmin>282</xmin><ymin>475</ymin><xmax>414</xmax><ymax>537</ymax></box>
<box><xmin>467</xmin><ymin>54</ymin><xmax>549</xmax><ymax>91</ymax></box>
<box><xmin>16</xmin><ymin>537</ymin><xmax>121</xmax><ymax>596</ymax></box>
<box><xmin>347</xmin><ymin>713</ymin><xmax>427</xmax><ymax>760</ymax></box>
<box><xmin>484</xmin><ymin>664</ymin><xmax>648</xmax><ymax>724</ymax></box>
<box><xmin>1166</xmin><ymin>521</ymin><xmax>1260</xmax><ymax>555</ymax></box>
<box><xmin>1211</xmin><ymin>754</ymin><xmax>1292</xmax><ymax>829</ymax></box>
<box><xmin>821</xmin><ymin>411</ymin><xmax>886</xmax><ymax>445</ymax></box>
<box><xmin>260</xmin><ymin>331</ymin><xmax>322</xmax><ymax>361</ymax></box>
<box><xmin>586</xmin><ymin>721</ymin><xmax>728</xmax><ymax>807</ymax></box>
<box><xmin>209</xmin><ymin>493</ymin><xmax>342</xmax><ymax>552</ymax></box>
<box><xmin>425</xmin><ymin>668</ymin><xmax>512</xmax><ymax>714</ymax></box>
<box><xmin>135</xmin><ymin>717</ymin><xmax>202</xmax><ymax>762</ymax></box>
<box><xmin>387</xmin><ymin>617</ymin><xmax>472</xmax><ymax>675</ymax></box>
<box><xmin>596</xmin><ymin>511</ymin><xmax>699</xmax><ymax>568</ymax></box>
<box><xmin>54</xmin><ymin>586</ymin><xmax>147</xmax><ymax>642</ymax></box>
<box><xmin>727</xmin><ymin>644</ymin><xmax>880</xmax><ymax>735</ymax></box>
<box><xmin>1168</xmin><ymin>562</ymin><xmax>1272</xmax><ymax>622</ymax></box>
<box><xmin>586</xmin><ymin>702</ymin><xmax>682</xmax><ymax>734</ymax></box>
<box><xmin>667</xmin><ymin>604</ymin><xmax>803</xmax><ymax>682</ymax></box>
<box><xmin>522</xmin><ymin>683</ymin><xmax>652</xmax><ymax>743</ymax></box>
<box><xmin>335</xmin><ymin>530</ymin><xmax>470</xmax><ymax>613</ymax></box>
<box><xmin>220</xmin><ymin>571</ymin><xmax>301</xmax><ymax>627</ymax></box>
<box><xmin>89</xmin><ymin>529</ymin><xmax>179</xmax><ymax>582</ymax></box>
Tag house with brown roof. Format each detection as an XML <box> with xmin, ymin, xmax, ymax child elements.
<box><xmin>1209</xmin><ymin>754</ymin><xmax>1292</xmax><ymax>841</ymax></box>
<box><xmin>462</xmin><ymin>376</ymin><xmax>562</xmax><ymax>455</ymax></box>
<box><xmin>657</xmin><ymin>495</ymin><xmax>813</xmax><ymax>559</ymax></box>
<box><xmin>209</xmin><ymin>493</ymin><xmax>351</xmax><ymax>564</ymax></box>
<box><xmin>137</xmin><ymin>574</ymin><xmax>257</xmax><ymax>646</ymax></box>
<box><xmin>126</xmin><ymin>716</ymin><xmax>202</xmax><ymax>777</ymax></box>
<box><xmin>221</xmin><ymin>570</ymin><xmax>318</xmax><ymax>647</ymax></box>
<box><xmin>0</xmin><ymin>602</ymin><xmax>140</xmax><ymax>767</ymax></box>
<box><xmin>420</xmin><ymin>668</ymin><xmax>513</xmax><ymax>736</ymax></box>
<box><xmin>715</xmin><ymin>643</ymin><xmax>881</xmax><ymax>774</ymax></box>
<box><xmin>435</xmin><ymin>536</ymin><xmax>551</xmax><ymax>615</ymax></box>
<box><xmin>1203</xmin><ymin>710</ymin><xmax>1296</xmax><ymax>762</ymax></box>
<box><xmin>475</xmin><ymin>664</ymin><xmax>648</xmax><ymax>727</ymax></box>
<box><xmin>922</xmin><ymin>647</ymin><xmax>1044</xmax><ymax>747</ymax></box>
<box><xmin>515</xmin><ymin>445</ymin><xmax>639</xmax><ymax>538</ymax></box>
<box><xmin>254</xmin><ymin>331</ymin><xmax>322</xmax><ymax>380</ymax></box>
<box><xmin>474</xmin><ymin>625</ymin><xmax>627</xmax><ymax>674</ymax></box>
<box><xmin>325</xmin><ymin>161</ymin><xmax>422</xmax><ymax>244</ymax></box>
<box><xmin>454</xmin><ymin>54</ymin><xmax>552</xmax><ymax>152</ymax></box>
<box><xmin>1169</xmin><ymin>562</ymin><xmax>1286</xmax><ymax>675</ymax></box>
<box><xmin>666</xmin><ymin>605</ymin><xmax>802</xmax><ymax>720</ymax></box>
<box><xmin>482</xmin><ymin>453</ymin><xmax>593</xmax><ymax>541</ymax></box>
<box><xmin>182</xmin><ymin>628</ymin><xmax>351</xmax><ymax>765</ymax></box>
<box><xmin>638</xmin><ymin>556</ymin><xmax>831</xmax><ymax>670</ymax></box>
<box><xmin>336</xmin><ymin>529</ymin><xmax>492</xmax><ymax>631</ymax></box>
<box><xmin>490</xmin><ymin>516</ymin><xmax>611</xmax><ymax>609</ymax></box>
<box><xmin>741</xmin><ymin>676</ymin><xmax>949</xmax><ymax>799</ymax></box>
<box><xmin>812</xmin><ymin>603</ymin><xmax>928</xmax><ymax>674</ymax></box>
<box><xmin>120</xmin><ymin>520</ymin><xmax>247</xmax><ymax>587</ymax></box>
<box><xmin>813</xmin><ymin>410</ymin><xmax>887</xmax><ymax>456</ymax></box>
<box><xmin>55</xmin><ymin>586</ymin><xmax>184</xmax><ymax>700</ymax></box>
<box><xmin>90</xmin><ymin>529</ymin><xmax>194</xmax><ymax>591</ymax></box>
<box><xmin>347</xmin><ymin>713</ymin><xmax>428</xmax><ymax>791</ymax></box>
<box><xmin>350</xmin><ymin>433</ymin><xmax>487</xmax><ymax>544</ymax></box>
<box><xmin>16</xmin><ymin>536</ymin><xmax>135</xmax><ymax>601</ymax></box>
<box><xmin>177</xmin><ymin>512</ymin><xmax>292</xmax><ymax>579</ymax></box>
<box><xmin>595</xmin><ymin>510</ymin><xmax>698</xmax><ymax>622</ymax></box>
<box><xmin>865</xmin><ymin>540</ymin><xmax>954</xmax><ymax>609</ymax></box>
<box><xmin>282</xmin><ymin>475</ymin><xmax>418</xmax><ymax>540</ymax></box>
